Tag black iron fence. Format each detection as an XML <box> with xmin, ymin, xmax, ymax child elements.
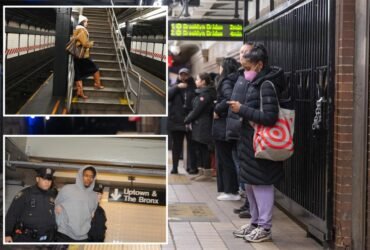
<box><xmin>245</xmin><ymin>0</ymin><xmax>334</xmax><ymax>243</ymax></box>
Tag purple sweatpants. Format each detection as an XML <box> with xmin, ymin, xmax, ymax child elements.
<box><xmin>245</xmin><ymin>184</ymin><xmax>274</xmax><ymax>230</ymax></box>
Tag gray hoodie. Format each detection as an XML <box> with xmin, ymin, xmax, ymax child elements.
<box><xmin>55</xmin><ymin>166</ymin><xmax>98</xmax><ymax>240</ymax></box>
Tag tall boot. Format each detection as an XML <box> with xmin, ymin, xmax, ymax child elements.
<box><xmin>190</xmin><ymin>168</ymin><xmax>204</xmax><ymax>180</ymax></box>
<box><xmin>194</xmin><ymin>169</ymin><xmax>213</xmax><ymax>182</ymax></box>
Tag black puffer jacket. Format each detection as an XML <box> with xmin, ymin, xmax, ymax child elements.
<box><xmin>88</xmin><ymin>205</ymin><xmax>107</xmax><ymax>242</ymax></box>
<box><xmin>212</xmin><ymin>72</ymin><xmax>239</xmax><ymax>141</ymax></box>
<box><xmin>237</xmin><ymin>66</ymin><xmax>285</xmax><ymax>185</ymax></box>
<box><xmin>225</xmin><ymin>69</ymin><xmax>250</xmax><ymax>141</ymax></box>
<box><xmin>167</xmin><ymin>77</ymin><xmax>196</xmax><ymax>132</ymax></box>
<box><xmin>185</xmin><ymin>86</ymin><xmax>217</xmax><ymax>145</ymax></box>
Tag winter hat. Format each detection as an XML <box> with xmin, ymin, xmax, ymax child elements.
<box><xmin>78</xmin><ymin>15</ymin><xmax>88</xmax><ymax>24</ymax></box>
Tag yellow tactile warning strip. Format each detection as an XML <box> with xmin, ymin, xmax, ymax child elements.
<box><xmin>169</xmin><ymin>202</ymin><xmax>218</xmax><ymax>222</ymax></box>
<box><xmin>168</xmin><ymin>174</ymin><xmax>191</xmax><ymax>185</ymax></box>
<box><xmin>119</xmin><ymin>98</ymin><xmax>133</xmax><ymax>105</ymax></box>
<box><xmin>72</xmin><ymin>96</ymin><xmax>79</xmax><ymax>103</ymax></box>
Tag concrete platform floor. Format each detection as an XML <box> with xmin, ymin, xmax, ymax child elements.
<box><xmin>164</xmin><ymin>154</ymin><xmax>322</xmax><ymax>250</ymax></box>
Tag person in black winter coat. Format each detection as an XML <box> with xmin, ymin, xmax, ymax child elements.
<box><xmin>185</xmin><ymin>72</ymin><xmax>217</xmax><ymax>181</ymax></box>
<box><xmin>88</xmin><ymin>183</ymin><xmax>107</xmax><ymax>242</ymax></box>
<box><xmin>212</xmin><ymin>57</ymin><xmax>241</xmax><ymax>201</ymax></box>
<box><xmin>168</xmin><ymin>68</ymin><xmax>197</xmax><ymax>174</ymax></box>
<box><xmin>230</xmin><ymin>44</ymin><xmax>284</xmax><ymax>243</ymax></box>
<box><xmin>226</xmin><ymin>43</ymin><xmax>254</xmax><ymax>216</ymax></box>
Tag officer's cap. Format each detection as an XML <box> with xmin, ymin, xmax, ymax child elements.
<box><xmin>179</xmin><ymin>68</ymin><xmax>190</xmax><ymax>75</ymax></box>
<box><xmin>36</xmin><ymin>168</ymin><xmax>54</xmax><ymax>180</ymax></box>
<box><xmin>93</xmin><ymin>183</ymin><xmax>104</xmax><ymax>193</ymax></box>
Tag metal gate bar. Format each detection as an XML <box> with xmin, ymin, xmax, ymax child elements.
<box><xmin>244</xmin><ymin>0</ymin><xmax>334</xmax><ymax>243</ymax></box>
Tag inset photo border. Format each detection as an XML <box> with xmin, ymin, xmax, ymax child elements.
<box><xmin>3</xmin><ymin>135</ymin><xmax>168</xmax><ymax>245</ymax></box>
<box><xmin>3</xmin><ymin>5</ymin><xmax>168</xmax><ymax>116</ymax></box>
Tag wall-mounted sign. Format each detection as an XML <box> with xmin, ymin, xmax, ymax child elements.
<box><xmin>108</xmin><ymin>187</ymin><xmax>166</xmax><ymax>206</ymax></box>
<box><xmin>169</xmin><ymin>19</ymin><xmax>243</xmax><ymax>41</ymax></box>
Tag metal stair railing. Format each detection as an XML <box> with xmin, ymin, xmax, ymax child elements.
<box><xmin>107</xmin><ymin>8</ymin><xmax>142</xmax><ymax>114</ymax></box>
<box><xmin>66</xmin><ymin>54</ymin><xmax>75</xmax><ymax>114</ymax></box>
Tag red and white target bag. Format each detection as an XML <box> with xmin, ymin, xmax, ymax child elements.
<box><xmin>251</xmin><ymin>81</ymin><xmax>295</xmax><ymax>161</ymax></box>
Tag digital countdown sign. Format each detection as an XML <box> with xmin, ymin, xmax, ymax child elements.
<box><xmin>169</xmin><ymin>20</ymin><xmax>243</xmax><ymax>41</ymax></box>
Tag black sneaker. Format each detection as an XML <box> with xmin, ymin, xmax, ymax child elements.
<box><xmin>233</xmin><ymin>205</ymin><xmax>247</xmax><ymax>214</ymax></box>
<box><xmin>170</xmin><ymin>169</ymin><xmax>178</xmax><ymax>174</ymax></box>
<box><xmin>188</xmin><ymin>169</ymin><xmax>199</xmax><ymax>175</ymax></box>
<box><xmin>239</xmin><ymin>209</ymin><xmax>252</xmax><ymax>218</ymax></box>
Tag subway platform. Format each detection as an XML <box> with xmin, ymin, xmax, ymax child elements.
<box><xmin>165</xmin><ymin>153</ymin><xmax>322</xmax><ymax>250</ymax></box>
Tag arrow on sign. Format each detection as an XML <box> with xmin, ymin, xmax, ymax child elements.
<box><xmin>110</xmin><ymin>188</ymin><xmax>122</xmax><ymax>201</ymax></box>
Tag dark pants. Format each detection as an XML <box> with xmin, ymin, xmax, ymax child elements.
<box><xmin>193</xmin><ymin>140</ymin><xmax>210</xmax><ymax>169</ymax></box>
<box><xmin>171</xmin><ymin>131</ymin><xmax>196</xmax><ymax>171</ymax></box>
<box><xmin>56</xmin><ymin>232</ymin><xmax>88</xmax><ymax>242</ymax></box>
<box><xmin>215</xmin><ymin>140</ymin><xmax>239</xmax><ymax>194</ymax></box>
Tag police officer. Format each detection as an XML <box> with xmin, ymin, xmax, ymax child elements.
<box><xmin>5</xmin><ymin>168</ymin><xmax>57</xmax><ymax>242</ymax></box>
<box><xmin>88</xmin><ymin>183</ymin><xmax>107</xmax><ymax>242</ymax></box>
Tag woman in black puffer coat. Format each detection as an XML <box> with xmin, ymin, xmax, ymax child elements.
<box><xmin>212</xmin><ymin>58</ymin><xmax>241</xmax><ymax>200</ymax></box>
<box><xmin>229</xmin><ymin>44</ymin><xmax>284</xmax><ymax>243</ymax></box>
<box><xmin>185</xmin><ymin>72</ymin><xmax>216</xmax><ymax>181</ymax></box>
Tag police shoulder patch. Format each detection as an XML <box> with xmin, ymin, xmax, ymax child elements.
<box><xmin>14</xmin><ymin>191</ymin><xmax>23</xmax><ymax>200</ymax></box>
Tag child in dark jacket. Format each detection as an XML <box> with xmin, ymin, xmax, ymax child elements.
<box><xmin>88</xmin><ymin>183</ymin><xmax>107</xmax><ymax>242</ymax></box>
<box><xmin>184</xmin><ymin>72</ymin><xmax>217</xmax><ymax>181</ymax></box>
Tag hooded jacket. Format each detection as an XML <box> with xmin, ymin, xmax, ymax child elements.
<box><xmin>55</xmin><ymin>166</ymin><xmax>98</xmax><ymax>240</ymax></box>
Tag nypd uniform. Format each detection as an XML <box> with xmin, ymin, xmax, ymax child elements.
<box><xmin>5</xmin><ymin>168</ymin><xmax>57</xmax><ymax>242</ymax></box>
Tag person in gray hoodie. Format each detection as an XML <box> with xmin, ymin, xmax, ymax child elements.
<box><xmin>55</xmin><ymin>165</ymin><xmax>98</xmax><ymax>242</ymax></box>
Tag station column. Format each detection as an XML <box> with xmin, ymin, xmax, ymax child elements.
<box><xmin>53</xmin><ymin>8</ymin><xmax>71</xmax><ymax>97</ymax></box>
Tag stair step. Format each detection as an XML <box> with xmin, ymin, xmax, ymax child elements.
<box><xmin>93</xmin><ymin>59</ymin><xmax>119</xmax><ymax>68</ymax></box>
<box><xmin>82</xmin><ymin>86</ymin><xmax>124</xmax><ymax>92</ymax></box>
<box><xmin>89</xmin><ymin>31</ymin><xmax>112</xmax><ymax>36</ymax></box>
<box><xmin>90</xmin><ymin>37</ymin><xmax>114</xmax><ymax>43</ymax></box>
<box><xmin>71</xmin><ymin>96</ymin><xmax>134</xmax><ymax>113</ymax></box>
<box><xmin>89</xmin><ymin>27</ymin><xmax>111</xmax><ymax>32</ymax></box>
<box><xmin>79</xmin><ymin>86</ymin><xmax>125</xmax><ymax>98</ymax></box>
<box><xmin>88</xmin><ymin>23</ymin><xmax>110</xmax><ymax>28</ymax></box>
<box><xmin>91</xmin><ymin>52</ymin><xmax>115</xmax><ymax>56</ymax></box>
<box><xmin>87</xmin><ymin>18</ymin><xmax>109</xmax><ymax>23</ymax></box>
<box><xmin>83</xmin><ymin>13</ymin><xmax>108</xmax><ymax>18</ymax></box>
<box><xmin>90</xmin><ymin>34</ymin><xmax>112</xmax><ymax>39</ymax></box>
<box><xmin>85</xmin><ymin>76</ymin><xmax>124</xmax><ymax>88</ymax></box>
<box><xmin>90</xmin><ymin>52</ymin><xmax>116</xmax><ymax>61</ymax></box>
<box><xmin>100</xmin><ymin>68</ymin><xmax>122</xmax><ymax>72</ymax></box>
<box><xmin>83</xmin><ymin>10</ymin><xmax>108</xmax><ymax>14</ymax></box>
<box><xmin>100</xmin><ymin>68</ymin><xmax>123</xmax><ymax>78</ymax></box>
<box><xmin>94</xmin><ymin>61</ymin><xmax>119</xmax><ymax>68</ymax></box>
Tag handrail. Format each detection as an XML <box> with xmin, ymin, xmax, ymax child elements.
<box><xmin>66</xmin><ymin>54</ymin><xmax>75</xmax><ymax>114</ymax></box>
<box><xmin>107</xmin><ymin>8</ymin><xmax>142</xmax><ymax>114</ymax></box>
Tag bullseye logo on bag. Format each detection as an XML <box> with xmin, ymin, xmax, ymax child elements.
<box><xmin>252</xmin><ymin>81</ymin><xmax>296</xmax><ymax>162</ymax></box>
<box><xmin>254</xmin><ymin>118</ymin><xmax>294</xmax><ymax>151</ymax></box>
<box><xmin>252</xmin><ymin>111</ymin><xmax>295</xmax><ymax>162</ymax></box>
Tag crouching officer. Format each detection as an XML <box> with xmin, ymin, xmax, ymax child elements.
<box><xmin>5</xmin><ymin>168</ymin><xmax>57</xmax><ymax>242</ymax></box>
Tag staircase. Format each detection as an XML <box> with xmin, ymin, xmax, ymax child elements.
<box><xmin>71</xmin><ymin>8</ymin><xmax>133</xmax><ymax>114</ymax></box>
